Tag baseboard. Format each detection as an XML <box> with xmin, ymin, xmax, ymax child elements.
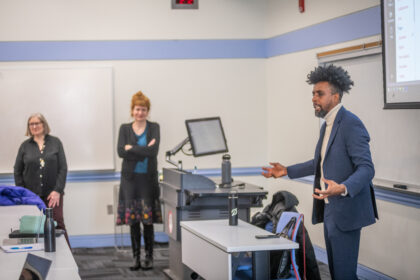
<box><xmin>69</xmin><ymin>231</ymin><xmax>169</xmax><ymax>248</ymax></box>
<box><xmin>313</xmin><ymin>244</ymin><xmax>329</xmax><ymax>264</ymax></box>
<box><xmin>313</xmin><ymin>245</ymin><xmax>394</xmax><ymax>280</ymax></box>
<box><xmin>70</xmin><ymin>232</ymin><xmax>393</xmax><ymax>279</ymax></box>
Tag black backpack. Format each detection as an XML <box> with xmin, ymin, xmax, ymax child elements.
<box><xmin>251</xmin><ymin>191</ymin><xmax>321</xmax><ymax>280</ymax></box>
<box><xmin>251</xmin><ymin>191</ymin><xmax>299</xmax><ymax>233</ymax></box>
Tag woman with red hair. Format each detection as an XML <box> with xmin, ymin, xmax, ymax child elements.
<box><xmin>116</xmin><ymin>91</ymin><xmax>161</xmax><ymax>271</ymax></box>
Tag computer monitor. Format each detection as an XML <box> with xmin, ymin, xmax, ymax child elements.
<box><xmin>185</xmin><ymin>117</ymin><xmax>228</xmax><ymax>157</ymax></box>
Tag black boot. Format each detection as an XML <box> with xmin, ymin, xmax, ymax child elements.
<box><xmin>129</xmin><ymin>223</ymin><xmax>141</xmax><ymax>271</ymax></box>
<box><xmin>142</xmin><ymin>224</ymin><xmax>154</xmax><ymax>270</ymax></box>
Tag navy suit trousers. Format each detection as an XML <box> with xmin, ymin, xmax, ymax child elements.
<box><xmin>324</xmin><ymin>203</ymin><xmax>361</xmax><ymax>280</ymax></box>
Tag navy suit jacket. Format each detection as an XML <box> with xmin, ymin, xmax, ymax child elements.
<box><xmin>287</xmin><ymin>106</ymin><xmax>378</xmax><ymax>231</ymax></box>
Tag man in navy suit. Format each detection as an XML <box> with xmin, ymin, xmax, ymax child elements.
<box><xmin>262</xmin><ymin>65</ymin><xmax>378</xmax><ymax>280</ymax></box>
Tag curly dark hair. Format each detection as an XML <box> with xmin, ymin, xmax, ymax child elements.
<box><xmin>306</xmin><ymin>64</ymin><xmax>354</xmax><ymax>99</ymax></box>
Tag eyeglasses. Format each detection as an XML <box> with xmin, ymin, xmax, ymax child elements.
<box><xmin>28</xmin><ymin>122</ymin><xmax>42</xmax><ymax>127</ymax></box>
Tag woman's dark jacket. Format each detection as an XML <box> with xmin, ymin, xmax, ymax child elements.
<box><xmin>14</xmin><ymin>135</ymin><xmax>68</xmax><ymax>197</ymax></box>
<box><xmin>117</xmin><ymin>121</ymin><xmax>160</xmax><ymax>186</ymax></box>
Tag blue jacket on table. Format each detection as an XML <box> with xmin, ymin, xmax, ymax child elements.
<box><xmin>287</xmin><ymin>106</ymin><xmax>378</xmax><ymax>231</ymax></box>
<box><xmin>0</xmin><ymin>185</ymin><xmax>46</xmax><ymax>210</ymax></box>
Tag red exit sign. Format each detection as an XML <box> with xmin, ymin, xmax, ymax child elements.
<box><xmin>172</xmin><ymin>0</ymin><xmax>198</xmax><ymax>9</ymax></box>
<box><xmin>177</xmin><ymin>0</ymin><xmax>195</xmax><ymax>4</ymax></box>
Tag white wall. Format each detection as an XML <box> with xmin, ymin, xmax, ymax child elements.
<box><xmin>2</xmin><ymin>61</ymin><xmax>268</xmax><ymax>235</ymax></box>
<box><xmin>111</xmin><ymin>59</ymin><xmax>268</xmax><ymax>170</ymax></box>
<box><xmin>265</xmin><ymin>1</ymin><xmax>420</xmax><ymax>279</ymax></box>
<box><xmin>65</xmin><ymin>175</ymin><xmax>269</xmax><ymax>236</ymax></box>
<box><xmin>0</xmin><ymin>0</ymin><xmax>267</xmax><ymax>40</ymax></box>
<box><xmin>265</xmin><ymin>0</ymin><xmax>379</xmax><ymax>37</ymax></box>
<box><xmin>2</xmin><ymin>0</ymin><xmax>419</xmax><ymax>278</ymax></box>
<box><xmin>64</xmin><ymin>181</ymin><xmax>116</xmax><ymax>235</ymax></box>
<box><xmin>0</xmin><ymin>0</ymin><xmax>269</xmax><ymax>239</ymax></box>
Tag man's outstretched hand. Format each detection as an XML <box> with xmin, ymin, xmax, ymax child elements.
<box><xmin>313</xmin><ymin>178</ymin><xmax>347</xmax><ymax>200</ymax></box>
<box><xmin>261</xmin><ymin>162</ymin><xmax>287</xmax><ymax>178</ymax></box>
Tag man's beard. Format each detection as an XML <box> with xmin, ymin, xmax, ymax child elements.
<box><xmin>315</xmin><ymin>109</ymin><xmax>327</xmax><ymax>118</ymax></box>
<box><xmin>314</xmin><ymin>105</ymin><xmax>328</xmax><ymax>118</ymax></box>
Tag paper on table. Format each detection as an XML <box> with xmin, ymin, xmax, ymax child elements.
<box><xmin>1</xmin><ymin>238</ymin><xmax>44</xmax><ymax>253</ymax></box>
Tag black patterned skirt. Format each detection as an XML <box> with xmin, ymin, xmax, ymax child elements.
<box><xmin>116</xmin><ymin>173</ymin><xmax>155</xmax><ymax>226</ymax></box>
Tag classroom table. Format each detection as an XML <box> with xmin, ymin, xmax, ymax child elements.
<box><xmin>0</xmin><ymin>205</ymin><xmax>80</xmax><ymax>280</ymax></box>
<box><xmin>181</xmin><ymin>219</ymin><xmax>299</xmax><ymax>280</ymax></box>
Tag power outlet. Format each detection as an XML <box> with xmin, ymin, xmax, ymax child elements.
<box><xmin>107</xmin><ymin>205</ymin><xmax>113</xmax><ymax>215</ymax></box>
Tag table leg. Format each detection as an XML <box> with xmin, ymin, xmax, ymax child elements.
<box><xmin>252</xmin><ymin>251</ymin><xmax>270</xmax><ymax>279</ymax></box>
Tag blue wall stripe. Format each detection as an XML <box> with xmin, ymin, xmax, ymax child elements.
<box><xmin>66</xmin><ymin>171</ymin><xmax>121</xmax><ymax>182</ymax></box>
<box><xmin>0</xmin><ymin>171</ymin><xmax>121</xmax><ymax>184</ymax></box>
<box><xmin>373</xmin><ymin>187</ymin><xmax>420</xmax><ymax>209</ymax></box>
<box><xmin>1</xmin><ymin>166</ymin><xmax>418</xmax><ymax>208</ymax></box>
<box><xmin>0</xmin><ymin>167</ymin><xmax>261</xmax><ymax>185</ymax></box>
<box><xmin>0</xmin><ymin>39</ymin><xmax>265</xmax><ymax>61</ymax></box>
<box><xmin>265</xmin><ymin>6</ymin><xmax>381</xmax><ymax>57</ymax></box>
<box><xmin>0</xmin><ymin>6</ymin><xmax>380</xmax><ymax>61</ymax></box>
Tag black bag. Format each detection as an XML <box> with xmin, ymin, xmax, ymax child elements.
<box><xmin>251</xmin><ymin>191</ymin><xmax>321</xmax><ymax>280</ymax></box>
<box><xmin>270</xmin><ymin>217</ymin><xmax>296</xmax><ymax>279</ymax></box>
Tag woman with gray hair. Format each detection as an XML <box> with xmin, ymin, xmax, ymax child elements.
<box><xmin>14</xmin><ymin>113</ymin><xmax>69</xmax><ymax>246</ymax></box>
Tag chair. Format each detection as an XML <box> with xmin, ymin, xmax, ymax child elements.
<box><xmin>273</xmin><ymin>212</ymin><xmax>304</xmax><ymax>280</ymax></box>
<box><xmin>233</xmin><ymin>211</ymin><xmax>305</xmax><ymax>280</ymax></box>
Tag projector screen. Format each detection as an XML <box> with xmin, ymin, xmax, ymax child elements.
<box><xmin>381</xmin><ymin>0</ymin><xmax>420</xmax><ymax>108</ymax></box>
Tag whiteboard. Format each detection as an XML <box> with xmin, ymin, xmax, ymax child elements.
<box><xmin>0</xmin><ymin>66</ymin><xmax>114</xmax><ymax>173</ymax></box>
<box><xmin>325</xmin><ymin>54</ymin><xmax>420</xmax><ymax>185</ymax></box>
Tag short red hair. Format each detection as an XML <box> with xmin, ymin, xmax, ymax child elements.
<box><xmin>131</xmin><ymin>91</ymin><xmax>150</xmax><ymax>114</ymax></box>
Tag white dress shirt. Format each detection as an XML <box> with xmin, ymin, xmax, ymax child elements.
<box><xmin>319</xmin><ymin>103</ymin><xmax>344</xmax><ymax>203</ymax></box>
